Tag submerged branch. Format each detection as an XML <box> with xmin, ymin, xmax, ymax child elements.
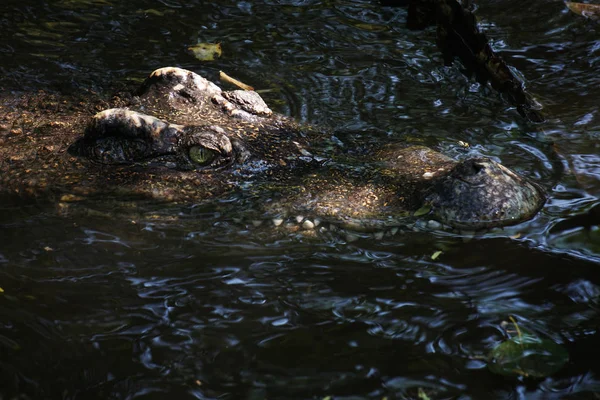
<box><xmin>404</xmin><ymin>0</ymin><xmax>545</xmax><ymax>122</ymax></box>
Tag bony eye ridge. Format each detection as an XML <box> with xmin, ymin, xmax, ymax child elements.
<box><xmin>189</xmin><ymin>146</ymin><xmax>218</xmax><ymax>166</ymax></box>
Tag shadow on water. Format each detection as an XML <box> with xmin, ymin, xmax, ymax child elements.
<box><xmin>0</xmin><ymin>197</ymin><xmax>599</xmax><ymax>399</ymax></box>
<box><xmin>1</xmin><ymin>0</ymin><xmax>600</xmax><ymax>399</ymax></box>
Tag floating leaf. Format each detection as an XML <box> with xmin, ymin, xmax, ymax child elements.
<box><xmin>60</xmin><ymin>194</ymin><xmax>85</xmax><ymax>202</ymax></box>
<box><xmin>418</xmin><ymin>388</ymin><xmax>431</xmax><ymax>400</ymax></box>
<box><xmin>566</xmin><ymin>2</ymin><xmax>600</xmax><ymax>20</ymax></box>
<box><xmin>135</xmin><ymin>8</ymin><xmax>174</xmax><ymax>17</ymax></box>
<box><xmin>413</xmin><ymin>204</ymin><xmax>432</xmax><ymax>217</ymax></box>
<box><xmin>188</xmin><ymin>42</ymin><xmax>222</xmax><ymax>61</ymax></box>
<box><xmin>352</xmin><ymin>22</ymin><xmax>387</xmax><ymax>32</ymax></box>
<box><xmin>488</xmin><ymin>334</ymin><xmax>569</xmax><ymax>378</ymax></box>
<box><xmin>431</xmin><ymin>250</ymin><xmax>442</xmax><ymax>260</ymax></box>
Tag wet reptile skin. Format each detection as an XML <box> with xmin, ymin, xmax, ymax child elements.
<box><xmin>0</xmin><ymin>67</ymin><xmax>545</xmax><ymax>230</ymax></box>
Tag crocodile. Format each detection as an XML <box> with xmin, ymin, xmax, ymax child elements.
<box><xmin>0</xmin><ymin>67</ymin><xmax>545</xmax><ymax>231</ymax></box>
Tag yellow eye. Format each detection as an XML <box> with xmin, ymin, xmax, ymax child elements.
<box><xmin>190</xmin><ymin>146</ymin><xmax>217</xmax><ymax>165</ymax></box>
<box><xmin>189</xmin><ymin>146</ymin><xmax>217</xmax><ymax>165</ymax></box>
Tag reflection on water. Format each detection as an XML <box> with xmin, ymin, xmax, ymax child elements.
<box><xmin>1</xmin><ymin>0</ymin><xmax>600</xmax><ymax>398</ymax></box>
<box><xmin>2</xmin><ymin>200</ymin><xmax>600</xmax><ymax>399</ymax></box>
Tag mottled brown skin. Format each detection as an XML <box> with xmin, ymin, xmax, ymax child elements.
<box><xmin>0</xmin><ymin>68</ymin><xmax>311</xmax><ymax>203</ymax></box>
<box><xmin>0</xmin><ymin>95</ymin><xmax>232</xmax><ymax>204</ymax></box>
<box><xmin>0</xmin><ymin>67</ymin><xmax>545</xmax><ymax>230</ymax></box>
<box><xmin>264</xmin><ymin>145</ymin><xmax>544</xmax><ymax>229</ymax></box>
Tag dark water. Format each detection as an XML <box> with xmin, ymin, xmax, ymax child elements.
<box><xmin>1</xmin><ymin>0</ymin><xmax>600</xmax><ymax>399</ymax></box>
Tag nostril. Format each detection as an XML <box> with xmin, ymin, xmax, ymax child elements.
<box><xmin>471</xmin><ymin>161</ymin><xmax>485</xmax><ymax>174</ymax></box>
<box><xmin>455</xmin><ymin>159</ymin><xmax>486</xmax><ymax>177</ymax></box>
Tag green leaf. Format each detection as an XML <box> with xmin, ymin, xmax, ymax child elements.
<box><xmin>413</xmin><ymin>204</ymin><xmax>432</xmax><ymax>217</ymax></box>
<box><xmin>488</xmin><ymin>334</ymin><xmax>569</xmax><ymax>378</ymax></box>
<box><xmin>418</xmin><ymin>388</ymin><xmax>431</xmax><ymax>400</ymax></box>
<box><xmin>431</xmin><ymin>250</ymin><xmax>442</xmax><ymax>260</ymax></box>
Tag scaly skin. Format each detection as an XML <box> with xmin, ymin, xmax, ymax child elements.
<box><xmin>0</xmin><ymin>67</ymin><xmax>545</xmax><ymax>229</ymax></box>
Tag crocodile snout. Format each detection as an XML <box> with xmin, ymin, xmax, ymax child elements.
<box><xmin>427</xmin><ymin>157</ymin><xmax>545</xmax><ymax>229</ymax></box>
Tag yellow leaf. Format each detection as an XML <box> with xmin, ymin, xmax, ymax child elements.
<box><xmin>566</xmin><ymin>2</ymin><xmax>600</xmax><ymax>20</ymax></box>
<box><xmin>188</xmin><ymin>43</ymin><xmax>222</xmax><ymax>61</ymax></box>
<box><xmin>431</xmin><ymin>250</ymin><xmax>443</xmax><ymax>260</ymax></box>
<box><xmin>141</xmin><ymin>9</ymin><xmax>164</xmax><ymax>17</ymax></box>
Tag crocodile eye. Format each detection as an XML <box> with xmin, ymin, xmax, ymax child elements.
<box><xmin>189</xmin><ymin>146</ymin><xmax>217</xmax><ymax>166</ymax></box>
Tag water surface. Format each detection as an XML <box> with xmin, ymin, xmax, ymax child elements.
<box><xmin>1</xmin><ymin>0</ymin><xmax>600</xmax><ymax>398</ymax></box>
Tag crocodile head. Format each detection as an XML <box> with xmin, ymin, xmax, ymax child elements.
<box><xmin>1</xmin><ymin>67</ymin><xmax>545</xmax><ymax>231</ymax></box>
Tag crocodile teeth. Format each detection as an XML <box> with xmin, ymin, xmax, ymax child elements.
<box><xmin>302</xmin><ymin>220</ymin><xmax>315</xmax><ymax>229</ymax></box>
<box><xmin>345</xmin><ymin>232</ymin><xmax>359</xmax><ymax>242</ymax></box>
<box><xmin>373</xmin><ymin>231</ymin><xmax>384</xmax><ymax>240</ymax></box>
<box><xmin>427</xmin><ymin>220</ymin><xmax>442</xmax><ymax>230</ymax></box>
<box><xmin>272</xmin><ymin>218</ymin><xmax>284</xmax><ymax>226</ymax></box>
